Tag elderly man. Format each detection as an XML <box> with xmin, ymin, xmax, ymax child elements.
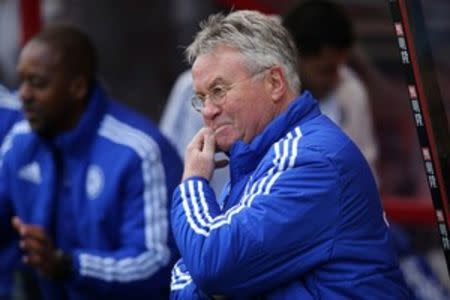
<box><xmin>170</xmin><ymin>10</ymin><xmax>408</xmax><ymax>299</ymax></box>
<box><xmin>0</xmin><ymin>25</ymin><xmax>182</xmax><ymax>299</ymax></box>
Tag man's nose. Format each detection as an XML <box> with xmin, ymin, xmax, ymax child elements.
<box><xmin>18</xmin><ymin>83</ymin><xmax>32</xmax><ymax>102</ymax></box>
<box><xmin>201</xmin><ymin>99</ymin><xmax>221</xmax><ymax>120</ymax></box>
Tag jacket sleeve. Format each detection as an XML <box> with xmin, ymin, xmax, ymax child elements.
<box><xmin>0</xmin><ymin>155</ymin><xmax>11</xmax><ymax>242</ymax></box>
<box><xmin>171</xmin><ymin>146</ymin><xmax>341</xmax><ymax>297</ymax></box>
<box><xmin>67</xmin><ymin>143</ymin><xmax>178</xmax><ymax>299</ymax></box>
<box><xmin>0</xmin><ymin>141</ymin><xmax>19</xmax><ymax>299</ymax></box>
<box><xmin>170</xmin><ymin>259</ymin><xmax>211</xmax><ymax>300</ymax></box>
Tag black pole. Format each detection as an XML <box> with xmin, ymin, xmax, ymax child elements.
<box><xmin>387</xmin><ymin>0</ymin><xmax>450</xmax><ymax>275</ymax></box>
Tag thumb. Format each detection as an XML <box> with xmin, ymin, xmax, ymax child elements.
<box><xmin>11</xmin><ymin>217</ymin><xmax>24</xmax><ymax>234</ymax></box>
<box><xmin>215</xmin><ymin>159</ymin><xmax>229</xmax><ymax>169</ymax></box>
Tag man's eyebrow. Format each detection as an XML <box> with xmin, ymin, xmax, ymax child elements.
<box><xmin>207</xmin><ymin>77</ymin><xmax>228</xmax><ymax>90</ymax></box>
<box><xmin>194</xmin><ymin>77</ymin><xmax>228</xmax><ymax>96</ymax></box>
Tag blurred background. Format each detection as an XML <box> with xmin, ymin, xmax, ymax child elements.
<box><xmin>1</xmin><ymin>0</ymin><xmax>449</xmax><ymax>292</ymax></box>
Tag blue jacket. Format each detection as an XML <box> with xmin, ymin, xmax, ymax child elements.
<box><xmin>0</xmin><ymin>84</ymin><xmax>183</xmax><ymax>299</ymax></box>
<box><xmin>0</xmin><ymin>85</ymin><xmax>22</xmax><ymax>298</ymax></box>
<box><xmin>170</xmin><ymin>92</ymin><xmax>409</xmax><ymax>299</ymax></box>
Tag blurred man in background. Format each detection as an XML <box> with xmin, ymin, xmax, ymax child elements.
<box><xmin>0</xmin><ymin>25</ymin><xmax>182</xmax><ymax>299</ymax></box>
<box><xmin>283</xmin><ymin>0</ymin><xmax>378</xmax><ymax>174</ymax></box>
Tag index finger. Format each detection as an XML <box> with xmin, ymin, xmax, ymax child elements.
<box><xmin>190</xmin><ymin>127</ymin><xmax>213</xmax><ymax>150</ymax></box>
<box><xmin>203</xmin><ymin>128</ymin><xmax>216</xmax><ymax>154</ymax></box>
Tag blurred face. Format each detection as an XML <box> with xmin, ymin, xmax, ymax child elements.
<box><xmin>17</xmin><ymin>41</ymin><xmax>80</xmax><ymax>137</ymax></box>
<box><xmin>192</xmin><ymin>45</ymin><xmax>277</xmax><ymax>152</ymax></box>
<box><xmin>299</xmin><ymin>47</ymin><xmax>349</xmax><ymax>99</ymax></box>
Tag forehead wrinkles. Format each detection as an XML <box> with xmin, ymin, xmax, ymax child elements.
<box><xmin>192</xmin><ymin>46</ymin><xmax>249</xmax><ymax>92</ymax></box>
<box><xmin>191</xmin><ymin>53</ymin><xmax>217</xmax><ymax>93</ymax></box>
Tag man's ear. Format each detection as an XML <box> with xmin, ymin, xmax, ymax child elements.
<box><xmin>70</xmin><ymin>76</ymin><xmax>89</xmax><ymax>101</ymax></box>
<box><xmin>265</xmin><ymin>66</ymin><xmax>287</xmax><ymax>102</ymax></box>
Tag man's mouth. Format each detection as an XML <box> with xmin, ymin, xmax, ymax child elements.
<box><xmin>23</xmin><ymin>107</ymin><xmax>38</xmax><ymax>121</ymax></box>
<box><xmin>213</xmin><ymin>124</ymin><xmax>229</xmax><ymax>135</ymax></box>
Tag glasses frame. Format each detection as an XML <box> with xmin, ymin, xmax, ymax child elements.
<box><xmin>190</xmin><ymin>67</ymin><xmax>270</xmax><ymax>112</ymax></box>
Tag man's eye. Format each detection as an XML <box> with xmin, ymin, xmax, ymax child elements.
<box><xmin>28</xmin><ymin>77</ymin><xmax>47</xmax><ymax>88</ymax></box>
<box><xmin>196</xmin><ymin>95</ymin><xmax>206</xmax><ymax>103</ymax></box>
<box><xmin>211</xmin><ymin>86</ymin><xmax>226</xmax><ymax>98</ymax></box>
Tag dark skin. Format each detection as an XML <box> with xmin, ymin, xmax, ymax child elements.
<box><xmin>11</xmin><ymin>217</ymin><xmax>69</xmax><ymax>280</ymax></box>
<box><xmin>13</xmin><ymin>39</ymin><xmax>90</xmax><ymax>279</ymax></box>
<box><xmin>16</xmin><ymin>40</ymin><xmax>88</xmax><ymax>138</ymax></box>
<box><xmin>299</xmin><ymin>46</ymin><xmax>349</xmax><ymax>100</ymax></box>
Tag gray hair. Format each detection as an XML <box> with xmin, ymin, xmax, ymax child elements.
<box><xmin>186</xmin><ymin>10</ymin><xmax>301</xmax><ymax>93</ymax></box>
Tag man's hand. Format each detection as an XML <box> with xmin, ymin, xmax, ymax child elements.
<box><xmin>11</xmin><ymin>217</ymin><xmax>72</xmax><ymax>281</ymax></box>
<box><xmin>183</xmin><ymin>127</ymin><xmax>228</xmax><ymax>181</ymax></box>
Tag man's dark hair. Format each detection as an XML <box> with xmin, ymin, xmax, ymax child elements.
<box><xmin>282</xmin><ymin>0</ymin><xmax>354</xmax><ymax>57</ymax></box>
<box><xmin>32</xmin><ymin>24</ymin><xmax>98</xmax><ymax>83</ymax></box>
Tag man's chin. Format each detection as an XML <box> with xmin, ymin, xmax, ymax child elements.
<box><xmin>26</xmin><ymin>118</ymin><xmax>40</xmax><ymax>131</ymax></box>
<box><xmin>27</xmin><ymin>120</ymin><xmax>51</xmax><ymax>137</ymax></box>
<box><xmin>214</xmin><ymin>130</ymin><xmax>239</xmax><ymax>152</ymax></box>
<box><xmin>215</xmin><ymin>139</ymin><xmax>232</xmax><ymax>152</ymax></box>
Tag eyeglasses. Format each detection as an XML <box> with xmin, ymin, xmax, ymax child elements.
<box><xmin>191</xmin><ymin>68</ymin><xmax>269</xmax><ymax>112</ymax></box>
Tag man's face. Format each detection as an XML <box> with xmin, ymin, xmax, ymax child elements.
<box><xmin>299</xmin><ymin>47</ymin><xmax>348</xmax><ymax>99</ymax></box>
<box><xmin>192</xmin><ymin>45</ymin><xmax>275</xmax><ymax>152</ymax></box>
<box><xmin>17</xmin><ymin>41</ymin><xmax>77</xmax><ymax>137</ymax></box>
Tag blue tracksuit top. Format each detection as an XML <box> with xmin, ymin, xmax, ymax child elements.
<box><xmin>0</xmin><ymin>85</ymin><xmax>22</xmax><ymax>298</ymax></box>
<box><xmin>0</xmin><ymin>84</ymin><xmax>183</xmax><ymax>299</ymax></box>
<box><xmin>170</xmin><ymin>92</ymin><xmax>410</xmax><ymax>299</ymax></box>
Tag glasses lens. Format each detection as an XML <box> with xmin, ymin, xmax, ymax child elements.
<box><xmin>191</xmin><ymin>95</ymin><xmax>203</xmax><ymax>112</ymax></box>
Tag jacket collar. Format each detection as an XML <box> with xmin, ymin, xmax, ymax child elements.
<box><xmin>51</xmin><ymin>83</ymin><xmax>108</xmax><ymax>154</ymax></box>
<box><xmin>228</xmin><ymin>91</ymin><xmax>320</xmax><ymax>184</ymax></box>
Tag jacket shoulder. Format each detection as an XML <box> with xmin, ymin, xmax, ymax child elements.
<box><xmin>99</xmin><ymin>102</ymin><xmax>182</xmax><ymax>170</ymax></box>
